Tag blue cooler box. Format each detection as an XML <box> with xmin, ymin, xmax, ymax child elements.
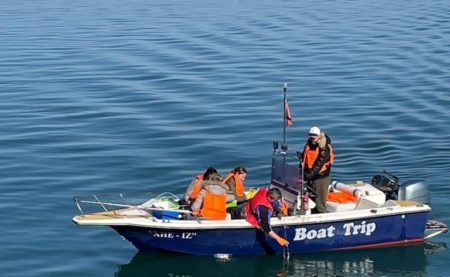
<box><xmin>151</xmin><ymin>197</ymin><xmax>182</xmax><ymax>219</ymax></box>
<box><xmin>152</xmin><ymin>210</ymin><xmax>182</xmax><ymax>220</ymax></box>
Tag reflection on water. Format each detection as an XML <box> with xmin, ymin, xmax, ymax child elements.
<box><xmin>116</xmin><ymin>242</ymin><xmax>447</xmax><ymax>277</ymax></box>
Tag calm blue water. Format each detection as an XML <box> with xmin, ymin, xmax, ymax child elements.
<box><xmin>1</xmin><ymin>0</ymin><xmax>449</xmax><ymax>276</ymax></box>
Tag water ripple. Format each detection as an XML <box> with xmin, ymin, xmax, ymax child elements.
<box><xmin>1</xmin><ymin>0</ymin><xmax>450</xmax><ymax>276</ymax></box>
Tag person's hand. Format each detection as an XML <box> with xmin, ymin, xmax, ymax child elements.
<box><xmin>275</xmin><ymin>236</ymin><xmax>289</xmax><ymax>246</ymax></box>
<box><xmin>192</xmin><ymin>210</ymin><xmax>200</xmax><ymax>216</ymax></box>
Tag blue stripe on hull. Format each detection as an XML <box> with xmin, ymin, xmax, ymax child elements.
<box><xmin>113</xmin><ymin>211</ymin><xmax>428</xmax><ymax>255</ymax></box>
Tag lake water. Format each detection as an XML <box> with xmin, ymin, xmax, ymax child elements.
<box><xmin>1</xmin><ymin>0</ymin><xmax>449</xmax><ymax>276</ymax></box>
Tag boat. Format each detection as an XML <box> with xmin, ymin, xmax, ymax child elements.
<box><xmin>72</xmin><ymin>152</ymin><xmax>447</xmax><ymax>255</ymax></box>
<box><xmin>72</xmin><ymin>84</ymin><xmax>447</xmax><ymax>256</ymax></box>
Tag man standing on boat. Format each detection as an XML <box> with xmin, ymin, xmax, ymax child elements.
<box><xmin>300</xmin><ymin>126</ymin><xmax>335</xmax><ymax>213</ymax></box>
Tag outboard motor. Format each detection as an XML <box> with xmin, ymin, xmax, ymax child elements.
<box><xmin>371</xmin><ymin>171</ymin><xmax>399</xmax><ymax>200</ymax></box>
<box><xmin>398</xmin><ymin>181</ymin><xmax>430</xmax><ymax>205</ymax></box>
<box><xmin>371</xmin><ymin>171</ymin><xmax>430</xmax><ymax>205</ymax></box>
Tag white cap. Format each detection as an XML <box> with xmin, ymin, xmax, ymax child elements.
<box><xmin>309</xmin><ymin>126</ymin><xmax>321</xmax><ymax>136</ymax></box>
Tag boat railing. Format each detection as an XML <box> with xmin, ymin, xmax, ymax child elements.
<box><xmin>73</xmin><ymin>192</ymin><xmax>191</xmax><ymax>216</ymax></box>
<box><xmin>74</xmin><ymin>192</ymin><xmax>147</xmax><ymax>214</ymax></box>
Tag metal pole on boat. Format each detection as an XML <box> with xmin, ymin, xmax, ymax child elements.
<box><xmin>282</xmin><ymin>217</ymin><xmax>290</xmax><ymax>260</ymax></box>
<box><xmin>74</xmin><ymin>198</ymin><xmax>84</xmax><ymax>214</ymax></box>
<box><xmin>282</xmin><ymin>83</ymin><xmax>288</xmax><ymax>182</ymax></box>
<box><xmin>93</xmin><ymin>195</ymin><xmax>110</xmax><ymax>213</ymax></box>
<box><xmin>282</xmin><ymin>83</ymin><xmax>287</xmax><ymax>147</ymax></box>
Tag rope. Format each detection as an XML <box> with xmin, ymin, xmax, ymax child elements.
<box><xmin>283</xmin><ymin>218</ymin><xmax>290</xmax><ymax>260</ymax></box>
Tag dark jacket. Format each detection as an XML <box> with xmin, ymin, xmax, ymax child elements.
<box><xmin>301</xmin><ymin>133</ymin><xmax>333</xmax><ymax>181</ymax></box>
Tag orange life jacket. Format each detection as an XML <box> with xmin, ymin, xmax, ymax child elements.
<box><xmin>224</xmin><ymin>173</ymin><xmax>245</xmax><ymax>197</ymax></box>
<box><xmin>245</xmin><ymin>188</ymin><xmax>273</xmax><ymax>228</ymax></box>
<box><xmin>327</xmin><ymin>191</ymin><xmax>357</xmax><ymax>203</ymax></box>
<box><xmin>279</xmin><ymin>199</ymin><xmax>289</xmax><ymax>216</ymax></box>
<box><xmin>189</xmin><ymin>174</ymin><xmax>203</xmax><ymax>200</ymax></box>
<box><xmin>199</xmin><ymin>191</ymin><xmax>227</xmax><ymax>220</ymax></box>
<box><xmin>303</xmin><ymin>144</ymin><xmax>335</xmax><ymax>173</ymax></box>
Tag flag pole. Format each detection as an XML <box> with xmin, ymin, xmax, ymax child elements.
<box><xmin>282</xmin><ymin>83</ymin><xmax>288</xmax><ymax>183</ymax></box>
<box><xmin>282</xmin><ymin>83</ymin><xmax>288</xmax><ymax>148</ymax></box>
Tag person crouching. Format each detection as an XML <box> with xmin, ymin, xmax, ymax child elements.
<box><xmin>244</xmin><ymin>187</ymin><xmax>289</xmax><ymax>247</ymax></box>
<box><xmin>191</xmin><ymin>173</ymin><xmax>235</xmax><ymax>220</ymax></box>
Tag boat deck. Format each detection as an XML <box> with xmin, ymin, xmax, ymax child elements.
<box><xmin>393</xmin><ymin>200</ymin><xmax>420</xmax><ymax>207</ymax></box>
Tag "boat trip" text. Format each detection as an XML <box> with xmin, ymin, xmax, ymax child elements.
<box><xmin>293</xmin><ymin>221</ymin><xmax>376</xmax><ymax>241</ymax></box>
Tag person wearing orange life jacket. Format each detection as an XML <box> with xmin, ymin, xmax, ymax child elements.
<box><xmin>300</xmin><ymin>126</ymin><xmax>335</xmax><ymax>213</ymax></box>
<box><xmin>183</xmin><ymin>167</ymin><xmax>218</xmax><ymax>205</ymax></box>
<box><xmin>223</xmin><ymin>166</ymin><xmax>247</xmax><ymax>203</ymax></box>
<box><xmin>191</xmin><ymin>173</ymin><xmax>235</xmax><ymax>220</ymax></box>
<box><xmin>244</xmin><ymin>187</ymin><xmax>289</xmax><ymax>246</ymax></box>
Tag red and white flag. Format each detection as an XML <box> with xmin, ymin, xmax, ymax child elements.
<box><xmin>285</xmin><ymin>101</ymin><xmax>293</xmax><ymax>127</ymax></box>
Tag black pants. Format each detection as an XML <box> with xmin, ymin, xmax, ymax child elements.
<box><xmin>227</xmin><ymin>206</ymin><xmax>245</xmax><ymax>219</ymax></box>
